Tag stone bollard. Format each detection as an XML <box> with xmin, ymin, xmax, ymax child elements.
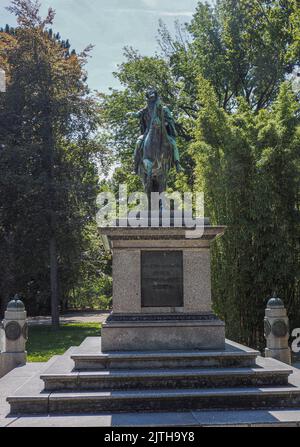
<box><xmin>0</xmin><ymin>295</ymin><xmax>28</xmax><ymax>378</ymax></box>
<box><xmin>264</xmin><ymin>294</ymin><xmax>291</xmax><ymax>365</ymax></box>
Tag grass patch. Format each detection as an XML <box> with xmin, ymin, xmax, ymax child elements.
<box><xmin>27</xmin><ymin>323</ymin><xmax>101</xmax><ymax>362</ymax></box>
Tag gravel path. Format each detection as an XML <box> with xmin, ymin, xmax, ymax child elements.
<box><xmin>27</xmin><ymin>311</ymin><xmax>110</xmax><ymax>326</ymax></box>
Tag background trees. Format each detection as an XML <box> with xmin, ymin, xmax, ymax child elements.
<box><xmin>0</xmin><ymin>0</ymin><xmax>109</xmax><ymax>325</ymax></box>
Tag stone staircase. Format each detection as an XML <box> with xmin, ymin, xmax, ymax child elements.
<box><xmin>7</xmin><ymin>337</ymin><xmax>300</xmax><ymax>415</ymax></box>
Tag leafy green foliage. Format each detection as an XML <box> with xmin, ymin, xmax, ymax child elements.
<box><xmin>161</xmin><ymin>0</ymin><xmax>299</xmax><ymax>111</ymax></box>
<box><xmin>193</xmin><ymin>80</ymin><xmax>300</xmax><ymax>347</ymax></box>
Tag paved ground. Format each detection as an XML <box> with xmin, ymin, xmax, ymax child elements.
<box><xmin>5</xmin><ymin>408</ymin><xmax>300</xmax><ymax>427</ymax></box>
<box><xmin>28</xmin><ymin>311</ymin><xmax>110</xmax><ymax>326</ymax></box>
<box><xmin>0</xmin><ymin>362</ymin><xmax>46</xmax><ymax>427</ymax></box>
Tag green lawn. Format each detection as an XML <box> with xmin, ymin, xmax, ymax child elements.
<box><xmin>27</xmin><ymin>323</ymin><xmax>101</xmax><ymax>362</ymax></box>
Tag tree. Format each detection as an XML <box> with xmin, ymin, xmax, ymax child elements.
<box><xmin>159</xmin><ymin>0</ymin><xmax>299</xmax><ymax>111</ymax></box>
<box><xmin>0</xmin><ymin>0</ymin><xmax>100</xmax><ymax>326</ymax></box>
<box><xmin>192</xmin><ymin>79</ymin><xmax>300</xmax><ymax>346</ymax></box>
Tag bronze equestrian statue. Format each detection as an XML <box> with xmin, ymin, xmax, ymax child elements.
<box><xmin>126</xmin><ymin>88</ymin><xmax>183</xmax><ymax>198</ymax></box>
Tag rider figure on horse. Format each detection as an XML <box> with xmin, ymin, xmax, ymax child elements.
<box><xmin>126</xmin><ymin>88</ymin><xmax>183</xmax><ymax>176</ymax></box>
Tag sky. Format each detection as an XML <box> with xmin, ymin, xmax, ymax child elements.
<box><xmin>0</xmin><ymin>0</ymin><xmax>203</xmax><ymax>93</ymax></box>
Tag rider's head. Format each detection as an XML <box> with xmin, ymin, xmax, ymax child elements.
<box><xmin>145</xmin><ymin>88</ymin><xmax>159</xmax><ymax>103</ymax></box>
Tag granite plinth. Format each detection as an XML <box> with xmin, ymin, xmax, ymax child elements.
<box><xmin>101</xmin><ymin>314</ymin><xmax>225</xmax><ymax>352</ymax></box>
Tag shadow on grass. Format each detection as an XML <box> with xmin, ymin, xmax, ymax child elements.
<box><xmin>27</xmin><ymin>323</ymin><xmax>101</xmax><ymax>362</ymax></box>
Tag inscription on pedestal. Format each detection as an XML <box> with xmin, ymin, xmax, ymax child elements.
<box><xmin>141</xmin><ymin>251</ymin><xmax>183</xmax><ymax>307</ymax></box>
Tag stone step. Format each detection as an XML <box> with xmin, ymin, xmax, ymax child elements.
<box><xmin>8</xmin><ymin>386</ymin><xmax>300</xmax><ymax>415</ymax></box>
<box><xmin>71</xmin><ymin>344</ymin><xmax>260</xmax><ymax>371</ymax></box>
<box><xmin>41</xmin><ymin>365</ymin><xmax>292</xmax><ymax>392</ymax></box>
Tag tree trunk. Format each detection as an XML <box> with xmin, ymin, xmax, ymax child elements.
<box><xmin>45</xmin><ymin>83</ymin><xmax>59</xmax><ymax>329</ymax></box>
<box><xmin>50</xmin><ymin>235</ymin><xmax>59</xmax><ymax>328</ymax></box>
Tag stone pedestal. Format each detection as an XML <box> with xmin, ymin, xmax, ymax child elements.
<box><xmin>100</xmin><ymin>225</ymin><xmax>226</xmax><ymax>352</ymax></box>
<box><xmin>264</xmin><ymin>296</ymin><xmax>291</xmax><ymax>365</ymax></box>
<box><xmin>0</xmin><ymin>297</ymin><xmax>28</xmax><ymax>378</ymax></box>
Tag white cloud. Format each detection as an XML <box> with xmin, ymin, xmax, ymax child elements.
<box><xmin>103</xmin><ymin>8</ymin><xmax>193</xmax><ymax>17</ymax></box>
<box><xmin>142</xmin><ymin>0</ymin><xmax>160</xmax><ymax>8</ymax></box>
<box><xmin>159</xmin><ymin>11</ymin><xmax>194</xmax><ymax>17</ymax></box>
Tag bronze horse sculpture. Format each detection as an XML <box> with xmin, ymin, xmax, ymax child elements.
<box><xmin>127</xmin><ymin>89</ymin><xmax>183</xmax><ymax>203</ymax></box>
